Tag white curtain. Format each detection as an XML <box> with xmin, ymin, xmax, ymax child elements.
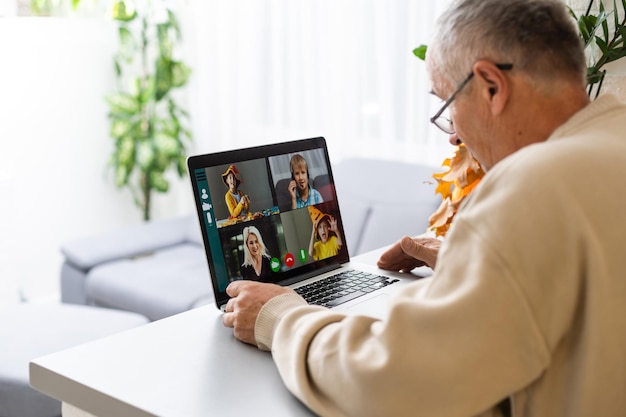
<box><xmin>182</xmin><ymin>0</ymin><xmax>454</xmax><ymax>166</ymax></box>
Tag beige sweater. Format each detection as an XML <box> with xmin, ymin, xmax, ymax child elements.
<box><xmin>255</xmin><ymin>94</ymin><xmax>626</xmax><ymax>417</ymax></box>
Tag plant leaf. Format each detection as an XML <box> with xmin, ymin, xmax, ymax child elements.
<box><xmin>595</xmin><ymin>35</ymin><xmax>609</xmax><ymax>54</ymax></box>
<box><xmin>413</xmin><ymin>44</ymin><xmax>428</xmax><ymax>61</ymax></box>
<box><xmin>150</xmin><ymin>171</ymin><xmax>169</xmax><ymax>193</ymax></box>
<box><xmin>155</xmin><ymin>58</ymin><xmax>173</xmax><ymax>100</ymax></box>
<box><xmin>115</xmin><ymin>165</ymin><xmax>129</xmax><ymax>187</ymax></box>
<box><xmin>177</xmin><ymin>156</ymin><xmax>187</xmax><ymax>176</ymax></box>
<box><xmin>171</xmin><ymin>61</ymin><xmax>191</xmax><ymax>87</ymax></box>
<box><xmin>110</xmin><ymin>118</ymin><xmax>133</xmax><ymax>138</ymax></box>
<box><xmin>137</xmin><ymin>141</ymin><xmax>155</xmax><ymax>169</ymax></box>
<box><xmin>106</xmin><ymin>93</ymin><xmax>140</xmax><ymax>114</ymax></box>
<box><xmin>427</xmin><ymin>145</ymin><xmax>484</xmax><ymax>236</ymax></box>
<box><xmin>154</xmin><ymin>132</ymin><xmax>179</xmax><ymax>156</ymax></box>
<box><xmin>118</xmin><ymin>26</ymin><xmax>136</xmax><ymax>61</ymax></box>
<box><xmin>111</xmin><ymin>0</ymin><xmax>137</xmax><ymax>22</ymax></box>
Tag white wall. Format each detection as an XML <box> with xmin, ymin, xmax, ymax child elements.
<box><xmin>0</xmin><ymin>17</ymin><xmax>192</xmax><ymax>303</ymax></box>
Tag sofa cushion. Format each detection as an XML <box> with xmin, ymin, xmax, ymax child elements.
<box><xmin>274</xmin><ymin>178</ymin><xmax>293</xmax><ymax>212</ymax></box>
<box><xmin>61</xmin><ymin>216</ymin><xmax>193</xmax><ymax>271</ymax></box>
<box><xmin>358</xmin><ymin>202</ymin><xmax>434</xmax><ymax>254</ymax></box>
<box><xmin>312</xmin><ymin>174</ymin><xmax>334</xmax><ymax>202</ymax></box>
<box><xmin>85</xmin><ymin>244</ymin><xmax>212</xmax><ymax>321</ymax></box>
<box><xmin>0</xmin><ymin>303</ymin><xmax>147</xmax><ymax>417</ymax></box>
<box><xmin>183</xmin><ymin>215</ymin><xmax>204</xmax><ymax>246</ymax></box>
<box><xmin>60</xmin><ymin>262</ymin><xmax>88</xmax><ymax>305</ymax></box>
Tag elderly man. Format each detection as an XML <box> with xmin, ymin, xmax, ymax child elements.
<box><xmin>222</xmin><ymin>0</ymin><xmax>626</xmax><ymax>415</ymax></box>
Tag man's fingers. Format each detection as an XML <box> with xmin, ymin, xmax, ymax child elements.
<box><xmin>400</xmin><ymin>236</ymin><xmax>422</xmax><ymax>258</ymax></box>
<box><xmin>224</xmin><ymin>297</ymin><xmax>236</xmax><ymax>312</ymax></box>
<box><xmin>226</xmin><ymin>280</ymin><xmax>244</xmax><ymax>297</ymax></box>
<box><xmin>401</xmin><ymin>236</ymin><xmax>439</xmax><ymax>269</ymax></box>
<box><xmin>222</xmin><ymin>311</ymin><xmax>234</xmax><ymax>328</ymax></box>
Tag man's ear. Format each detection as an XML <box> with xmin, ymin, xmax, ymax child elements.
<box><xmin>473</xmin><ymin>60</ymin><xmax>509</xmax><ymax>115</ymax></box>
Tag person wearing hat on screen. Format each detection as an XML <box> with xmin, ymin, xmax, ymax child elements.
<box><xmin>308</xmin><ymin>206</ymin><xmax>342</xmax><ymax>261</ymax></box>
<box><xmin>222</xmin><ymin>164</ymin><xmax>250</xmax><ymax>219</ymax></box>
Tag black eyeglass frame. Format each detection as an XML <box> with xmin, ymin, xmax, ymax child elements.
<box><xmin>430</xmin><ymin>63</ymin><xmax>513</xmax><ymax>134</ymax></box>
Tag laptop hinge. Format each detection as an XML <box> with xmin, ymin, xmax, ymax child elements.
<box><xmin>279</xmin><ymin>264</ymin><xmax>343</xmax><ymax>287</ymax></box>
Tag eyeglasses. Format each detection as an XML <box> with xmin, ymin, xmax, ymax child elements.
<box><xmin>430</xmin><ymin>63</ymin><xmax>513</xmax><ymax>134</ymax></box>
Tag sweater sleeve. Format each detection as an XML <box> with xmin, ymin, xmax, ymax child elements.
<box><xmin>263</xmin><ymin>245</ymin><xmax>549</xmax><ymax>417</ymax></box>
<box><xmin>257</xmin><ymin>172</ymin><xmax>560</xmax><ymax>417</ymax></box>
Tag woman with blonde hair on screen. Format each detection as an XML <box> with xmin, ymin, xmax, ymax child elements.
<box><xmin>240</xmin><ymin>226</ymin><xmax>273</xmax><ymax>281</ymax></box>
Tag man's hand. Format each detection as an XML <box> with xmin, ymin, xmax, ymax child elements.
<box><xmin>377</xmin><ymin>236</ymin><xmax>441</xmax><ymax>272</ymax></box>
<box><xmin>222</xmin><ymin>281</ymin><xmax>296</xmax><ymax>346</ymax></box>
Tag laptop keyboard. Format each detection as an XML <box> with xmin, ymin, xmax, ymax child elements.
<box><xmin>294</xmin><ymin>270</ymin><xmax>399</xmax><ymax>308</ymax></box>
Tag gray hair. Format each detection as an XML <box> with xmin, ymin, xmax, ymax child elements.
<box><xmin>427</xmin><ymin>0</ymin><xmax>587</xmax><ymax>92</ymax></box>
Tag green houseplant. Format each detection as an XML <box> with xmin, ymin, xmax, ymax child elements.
<box><xmin>106</xmin><ymin>0</ymin><xmax>192</xmax><ymax>221</ymax></box>
<box><xmin>416</xmin><ymin>0</ymin><xmax>626</xmax><ymax>236</ymax></box>
<box><xmin>575</xmin><ymin>0</ymin><xmax>626</xmax><ymax>97</ymax></box>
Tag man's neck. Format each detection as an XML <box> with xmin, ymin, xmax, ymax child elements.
<box><xmin>489</xmin><ymin>81</ymin><xmax>590</xmax><ymax>170</ymax></box>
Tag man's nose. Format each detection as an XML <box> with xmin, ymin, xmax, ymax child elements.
<box><xmin>449</xmin><ymin>133</ymin><xmax>462</xmax><ymax>146</ymax></box>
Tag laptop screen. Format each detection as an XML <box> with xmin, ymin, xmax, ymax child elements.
<box><xmin>188</xmin><ymin>137</ymin><xmax>349</xmax><ymax>307</ymax></box>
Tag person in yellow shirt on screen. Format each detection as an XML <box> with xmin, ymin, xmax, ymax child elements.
<box><xmin>307</xmin><ymin>206</ymin><xmax>342</xmax><ymax>261</ymax></box>
<box><xmin>221</xmin><ymin>164</ymin><xmax>250</xmax><ymax>219</ymax></box>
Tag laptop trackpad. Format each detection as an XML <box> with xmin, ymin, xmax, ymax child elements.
<box><xmin>344</xmin><ymin>293</ymin><xmax>390</xmax><ymax>320</ymax></box>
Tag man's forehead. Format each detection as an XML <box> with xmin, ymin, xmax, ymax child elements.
<box><xmin>424</xmin><ymin>53</ymin><xmax>447</xmax><ymax>98</ymax></box>
<box><xmin>427</xmin><ymin>73</ymin><xmax>448</xmax><ymax>99</ymax></box>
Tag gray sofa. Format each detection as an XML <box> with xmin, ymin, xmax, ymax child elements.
<box><xmin>1</xmin><ymin>303</ymin><xmax>148</xmax><ymax>417</ymax></box>
<box><xmin>60</xmin><ymin>158</ymin><xmax>441</xmax><ymax>321</ymax></box>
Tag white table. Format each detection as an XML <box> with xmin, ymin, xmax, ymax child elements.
<box><xmin>32</xmin><ymin>304</ymin><xmax>314</xmax><ymax>417</ymax></box>
<box><xmin>30</xmin><ymin>247</ymin><xmax>431</xmax><ymax>416</ymax></box>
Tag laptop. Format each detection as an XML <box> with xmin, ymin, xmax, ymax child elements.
<box><xmin>187</xmin><ymin>137</ymin><xmax>429</xmax><ymax>318</ymax></box>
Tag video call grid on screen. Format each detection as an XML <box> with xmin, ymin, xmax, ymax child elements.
<box><xmin>190</xmin><ymin>138</ymin><xmax>349</xmax><ymax>299</ymax></box>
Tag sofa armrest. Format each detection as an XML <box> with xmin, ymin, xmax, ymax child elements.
<box><xmin>61</xmin><ymin>215</ymin><xmax>195</xmax><ymax>271</ymax></box>
<box><xmin>332</xmin><ymin>158</ymin><xmax>440</xmax><ymax>255</ymax></box>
